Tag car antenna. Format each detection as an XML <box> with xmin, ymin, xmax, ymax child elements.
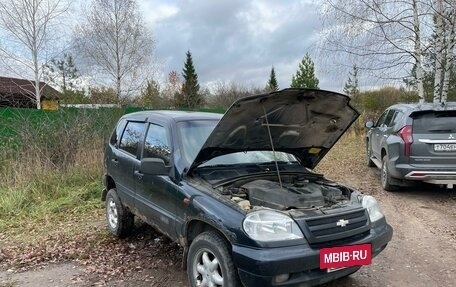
<box><xmin>262</xmin><ymin>105</ymin><xmax>283</xmax><ymax>189</ymax></box>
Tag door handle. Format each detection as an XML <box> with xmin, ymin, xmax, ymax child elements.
<box><xmin>111</xmin><ymin>158</ymin><xmax>119</xmax><ymax>165</ymax></box>
<box><xmin>134</xmin><ymin>170</ymin><xmax>144</xmax><ymax>180</ymax></box>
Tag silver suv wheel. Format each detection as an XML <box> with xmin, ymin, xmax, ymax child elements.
<box><xmin>107</xmin><ymin>198</ymin><xmax>118</xmax><ymax>230</ymax></box>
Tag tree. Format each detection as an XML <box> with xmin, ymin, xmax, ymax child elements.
<box><xmin>343</xmin><ymin>64</ymin><xmax>360</xmax><ymax>98</ymax></box>
<box><xmin>74</xmin><ymin>0</ymin><xmax>154</xmax><ymax>102</ymax></box>
<box><xmin>320</xmin><ymin>0</ymin><xmax>456</xmax><ymax>103</ymax></box>
<box><xmin>0</xmin><ymin>0</ymin><xmax>69</xmax><ymax>109</ymax></box>
<box><xmin>180</xmin><ymin>50</ymin><xmax>203</xmax><ymax>108</ymax></box>
<box><xmin>45</xmin><ymin>53</ymin><xmax>79</xmax><ymax>94</ymax></box>
<box><xmin>267</xmin><ymin>67</ymin><xmax>279</xmax><ymax>92</ymax></box>
<box><xmin>163</xmin><ymin>70</ymin><xmax>181</xmax><ymax>107</ymax></box>
<box><xmin>431</xmin><ymin>0</ymin><xmax>456</xmax><ymax>103</ymax></box>
<box><xmin>290</xmin><ymin>53</ymin><xmax>319</xmax><ymax>89</ymax></box>
<box><xmin>140</xmin><ymin>79</ymin><xmax>162</xmax><ymax>108</ymax></box>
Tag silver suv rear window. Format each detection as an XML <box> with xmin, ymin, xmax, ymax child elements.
<box><xmin>413</xmin><ymin>111</ymin><xmax>456</xmax><ymax>133</ymax></box>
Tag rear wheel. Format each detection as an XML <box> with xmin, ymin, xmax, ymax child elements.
<box><xmin>105</xmin><ymin>189</ymin><xmax>134</xmax><ymax>237</ymax></box>
<box><xmin>381</xmin><ymin>155</ymin><xmax>398</xmax><ymax>191</ymax></box>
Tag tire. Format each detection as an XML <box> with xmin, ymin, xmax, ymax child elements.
<box><xmin>105</xmin><ymin>189</ymin><xmax>134</xmax><ymax>237</ymax></box>
<box><xmin>381</xmin><ymin>155</ymin><xmax>398</xmax><ymax>191</ymax></box>
<box><xmin>366</xmin><ymin>142</ymin><xmax>375</xmax><ymax>167</ymax></box>
<box><xmin>187</xmin><ymin>232</ymin><xmax>241</xmax><ymax>287</ymax></box>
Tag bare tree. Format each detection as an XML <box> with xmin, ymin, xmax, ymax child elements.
<box><xmin>433</xmin><ymin>0</ymin><xmax>456</xmax><ymax>103</ymax></box>
<box><xmin>74</xmin><ymin>0</ymin><xmax>154</xmax><ymax>102</ymax></box>
<box><xmin>0</xmin><ymin>0</ymin><xmax>69</xmax><ymax>109</ymax></box>
<box><xmin>322</xmin><ymin>0</ymin><xmax>456</xmax><ymax>102</ymax></box>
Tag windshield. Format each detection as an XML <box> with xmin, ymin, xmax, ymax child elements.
<box><xmin>177</xmin><ymin>120</ymin><xmax>297</xmax><ymax>167</ymax></box>
<box><xmin>178</xmin><ymin>120</ymin><xmax>218</xmax><ymax>164</ymax></box>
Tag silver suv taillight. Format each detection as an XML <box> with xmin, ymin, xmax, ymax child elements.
<box><xmin>398</xmin><ymin>125</ymin><xmax>413</xmax><ymax>156</ymax></box>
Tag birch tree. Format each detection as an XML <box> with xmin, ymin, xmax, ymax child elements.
<box><xmin>74</xmin><ymin>0</ymin><xmax>154</xmax><ymax>102</ymax></box>
<box><xmin>432</xmin><ymin>0</ymin><xmax>456</xmax><ymax>103</ymax></box>
<box><xmin>320</xmin><ymin>0</ymin><xmax>432</xmax><ymax>102</ymax></box>
<box><xmin>0</xmin><ymin>0</ymin><xmax>69</xmax><ymax>109</ymax></box>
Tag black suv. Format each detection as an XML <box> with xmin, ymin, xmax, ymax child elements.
<box><xmin>365</xmin><ymin>103</ymin><xmax>456</xmax><ymax>191</ymax></box>
<box><xmin>102</xmin><ymin>89</ymin><xmax>392</xmax><ymax>287</ymax></box>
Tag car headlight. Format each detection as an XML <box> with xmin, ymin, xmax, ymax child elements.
<box><xmin>361</xmin><ymin>195</ymin><xmax>384</xmax><ymax>222</ymax></box>
<box><xmin>243</xmin><ymin>210</ymin><xmax>304</xmax><ymax>242</ymax></box>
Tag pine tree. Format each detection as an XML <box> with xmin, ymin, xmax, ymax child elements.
<box><xmin>343</xmin><ymin>64</ymin><xmax>360</xmax><ymax>98</ymax></box>
<box><xmin>290</xmin><ymin>53</ymin><xmax>319</xmax><ymax>89</ymax></box>
<box><xmin>141</xmin><ymin>79</ymin><xmax>162</xmax><ymax>107</ymax></box>
<box><xmin>46</xmin><ymin>53</ymin><xmax>79</xmax><ymax>93</ymax></box>
<box><xmin>267</xmin><ymin>66</ymin><xmax>279</xmax><ymax>91</ymax></box>
<box><xmin>181</xmin><ymin>50</ymin><xmax>203</xmax><ymax>108</ymax></box>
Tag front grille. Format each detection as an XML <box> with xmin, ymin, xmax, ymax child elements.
<box><xmin>298</xmin><ymin>209</ymin><xmax>370</xmax><ymax>244</ymax></box>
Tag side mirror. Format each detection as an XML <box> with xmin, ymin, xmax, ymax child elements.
<box><xmin>140</xmin><ymin>158</ymin><xmax>169</xmax><ymax>175</ymax></box>
<box><xmin>365</xmin><ymin>120</ymin><xmax>375</xmax><ymax>129</ymax></box>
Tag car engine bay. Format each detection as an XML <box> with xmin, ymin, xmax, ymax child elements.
<box><xmin>219</xmin><ymin>175</ymin><xmax>351</xmax><ymax>211</ymax></box>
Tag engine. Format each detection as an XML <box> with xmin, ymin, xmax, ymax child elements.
<box><xmin>225</xmin><ymin>176</ymin><xmax>348</xmax><ymax>211</ymax></box>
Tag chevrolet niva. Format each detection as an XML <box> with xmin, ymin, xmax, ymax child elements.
<box><xmin>102</xmin><ymin>88</ymin><xmax>393</xmax><ymax>287</ymax></box>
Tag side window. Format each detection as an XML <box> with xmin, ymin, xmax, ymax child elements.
<box><xmin>119</xmin><ymin>122</ymin><xmax>145</xmax><ymax>156</ymax></box>
<box><xmin>110</xmin><ymin>119</ymin><xmax>126</xmax><ymax>146</ymax></box>
<box><xmin>143</xmin><ymin>124</ymin><xmax>171</xmax><ymax>165</ymax></box>
<box><xmin>391</xmin><ymin>111</ymin><xmax>402</xmax><ymax>126</ymax></box>
<box><xmin>376</xmin><ymin>110</ymin><xmax>389</xmax><ymax>127</ymax></box>
<box><xmin>384</xmin><ymin>110</ymin><xmax>397</xmax><ymax>127</ymax></box>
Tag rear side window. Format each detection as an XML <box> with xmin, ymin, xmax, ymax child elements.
<box><xmin>110</xmin><ymin>119</ymin><xmax>126</xmax><ymax>146</ymax></box>
<box><xmin>119</xmin><ymin>122</ymin><xmax>145</xmax><ymax>156</ymax></box>
<box><xmin>413</xmin><ymin>112</ymin><xmax>456</xmax><ymax>133</ymax></box>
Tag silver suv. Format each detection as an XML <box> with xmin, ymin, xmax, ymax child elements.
<box><xmin>365</xmin><ymin>103</ymin><xmax>456</xmax><ymax>191</ymax></box>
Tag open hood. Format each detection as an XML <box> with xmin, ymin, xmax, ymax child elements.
<box><xmin>188</xmin><ymin>88</ymin><xmax>359</xmax><ymax>173</ymax></box>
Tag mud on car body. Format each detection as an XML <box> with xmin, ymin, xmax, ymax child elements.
<box><xmin>102</xmin><ymin>88</ymin><xmax>393</xmax><ymax>287</ymax></box>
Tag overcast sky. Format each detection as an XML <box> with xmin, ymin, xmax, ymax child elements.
<box><xmin>0</xmin><ymin>0</ymin><xmax>354</xmax><ymax>92</ymax></box>
<box><xmin>138</xmin><ymin>0</ymin><xmax>346</xmax><ymax>91</ymax></box>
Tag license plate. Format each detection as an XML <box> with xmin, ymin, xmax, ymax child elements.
<box><xmin>320</xmin><ymin>244</ymin><xmax>371</xmax><ymax>269</ymax></box>
<box><xmin>434</xmin><ymin>143</ymin><xmax>456</xmax><ymax>151</ymax></box>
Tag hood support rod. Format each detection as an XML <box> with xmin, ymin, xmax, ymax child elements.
<box><xmin>262</xmin><ymin>105</ymin><xmax>283</xmax><ymax>189</ymax></box>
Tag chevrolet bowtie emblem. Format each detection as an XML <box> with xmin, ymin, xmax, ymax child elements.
<box><xmin>336</xmin><ymin>219</ymin><xmax>349</xmax><ymax>227</ymax></box>
<box><xmin>449</xmin><ymin>134</ymin><xmax>454</xmax><ymax>140</ymax></box>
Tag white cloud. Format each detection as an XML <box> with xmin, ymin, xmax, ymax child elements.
<box><xmin>139</xmin><ymin>1</ymin><xmax>179</xmax><ymax>25</ymax></box>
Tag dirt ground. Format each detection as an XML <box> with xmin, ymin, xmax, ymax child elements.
<box><xmin>1</xmin><ymin>161</ymin><xmax>456</xmax><ymax>287</ymax></box>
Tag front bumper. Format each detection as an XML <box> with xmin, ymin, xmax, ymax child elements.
<box><xmin>232</xmin><ymin>222</ymin><xmax>393</xmax><ymax>287</ymax></box>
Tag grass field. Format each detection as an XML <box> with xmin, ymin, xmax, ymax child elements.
<box><xmin>0</xmin><ymin>107</ymin><xmax>120</xmax><ymax>234</ymax></box>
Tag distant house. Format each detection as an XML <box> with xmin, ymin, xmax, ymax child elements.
<box><xmin>0</xmin><ymin>76</ymin><xmax>60</xmax><ymax>109</ymax></box>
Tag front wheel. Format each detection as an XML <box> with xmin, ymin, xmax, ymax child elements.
<box><xmin>187</xmin><ymin>232</ymin><xmax>241</xmax><ymax>287</ymax></box>
<box><xmin>381</xmin><ymin>155</ymin><xmax>398</xmax><ymax>191</ymax></box>
<box><xmin>105</xmin><ymin>189</ymin><xmax>134</xmax><ymax>237</ymax></box>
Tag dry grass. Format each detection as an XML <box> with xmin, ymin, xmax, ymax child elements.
<box><xmin>316</xmin><ymin>130</ymin><xmax>366</xmax><ymax>186</ymax></box>
<box><xmin>0</xmin><ymin>110</ymin><xmax>110</xmax><ymax>241</ymax></box>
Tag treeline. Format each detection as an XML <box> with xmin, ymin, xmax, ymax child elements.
<box><xmin>55</xmin><ymin>51</ymin><xmax>322</xmax><ymax>109</ymax></box>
